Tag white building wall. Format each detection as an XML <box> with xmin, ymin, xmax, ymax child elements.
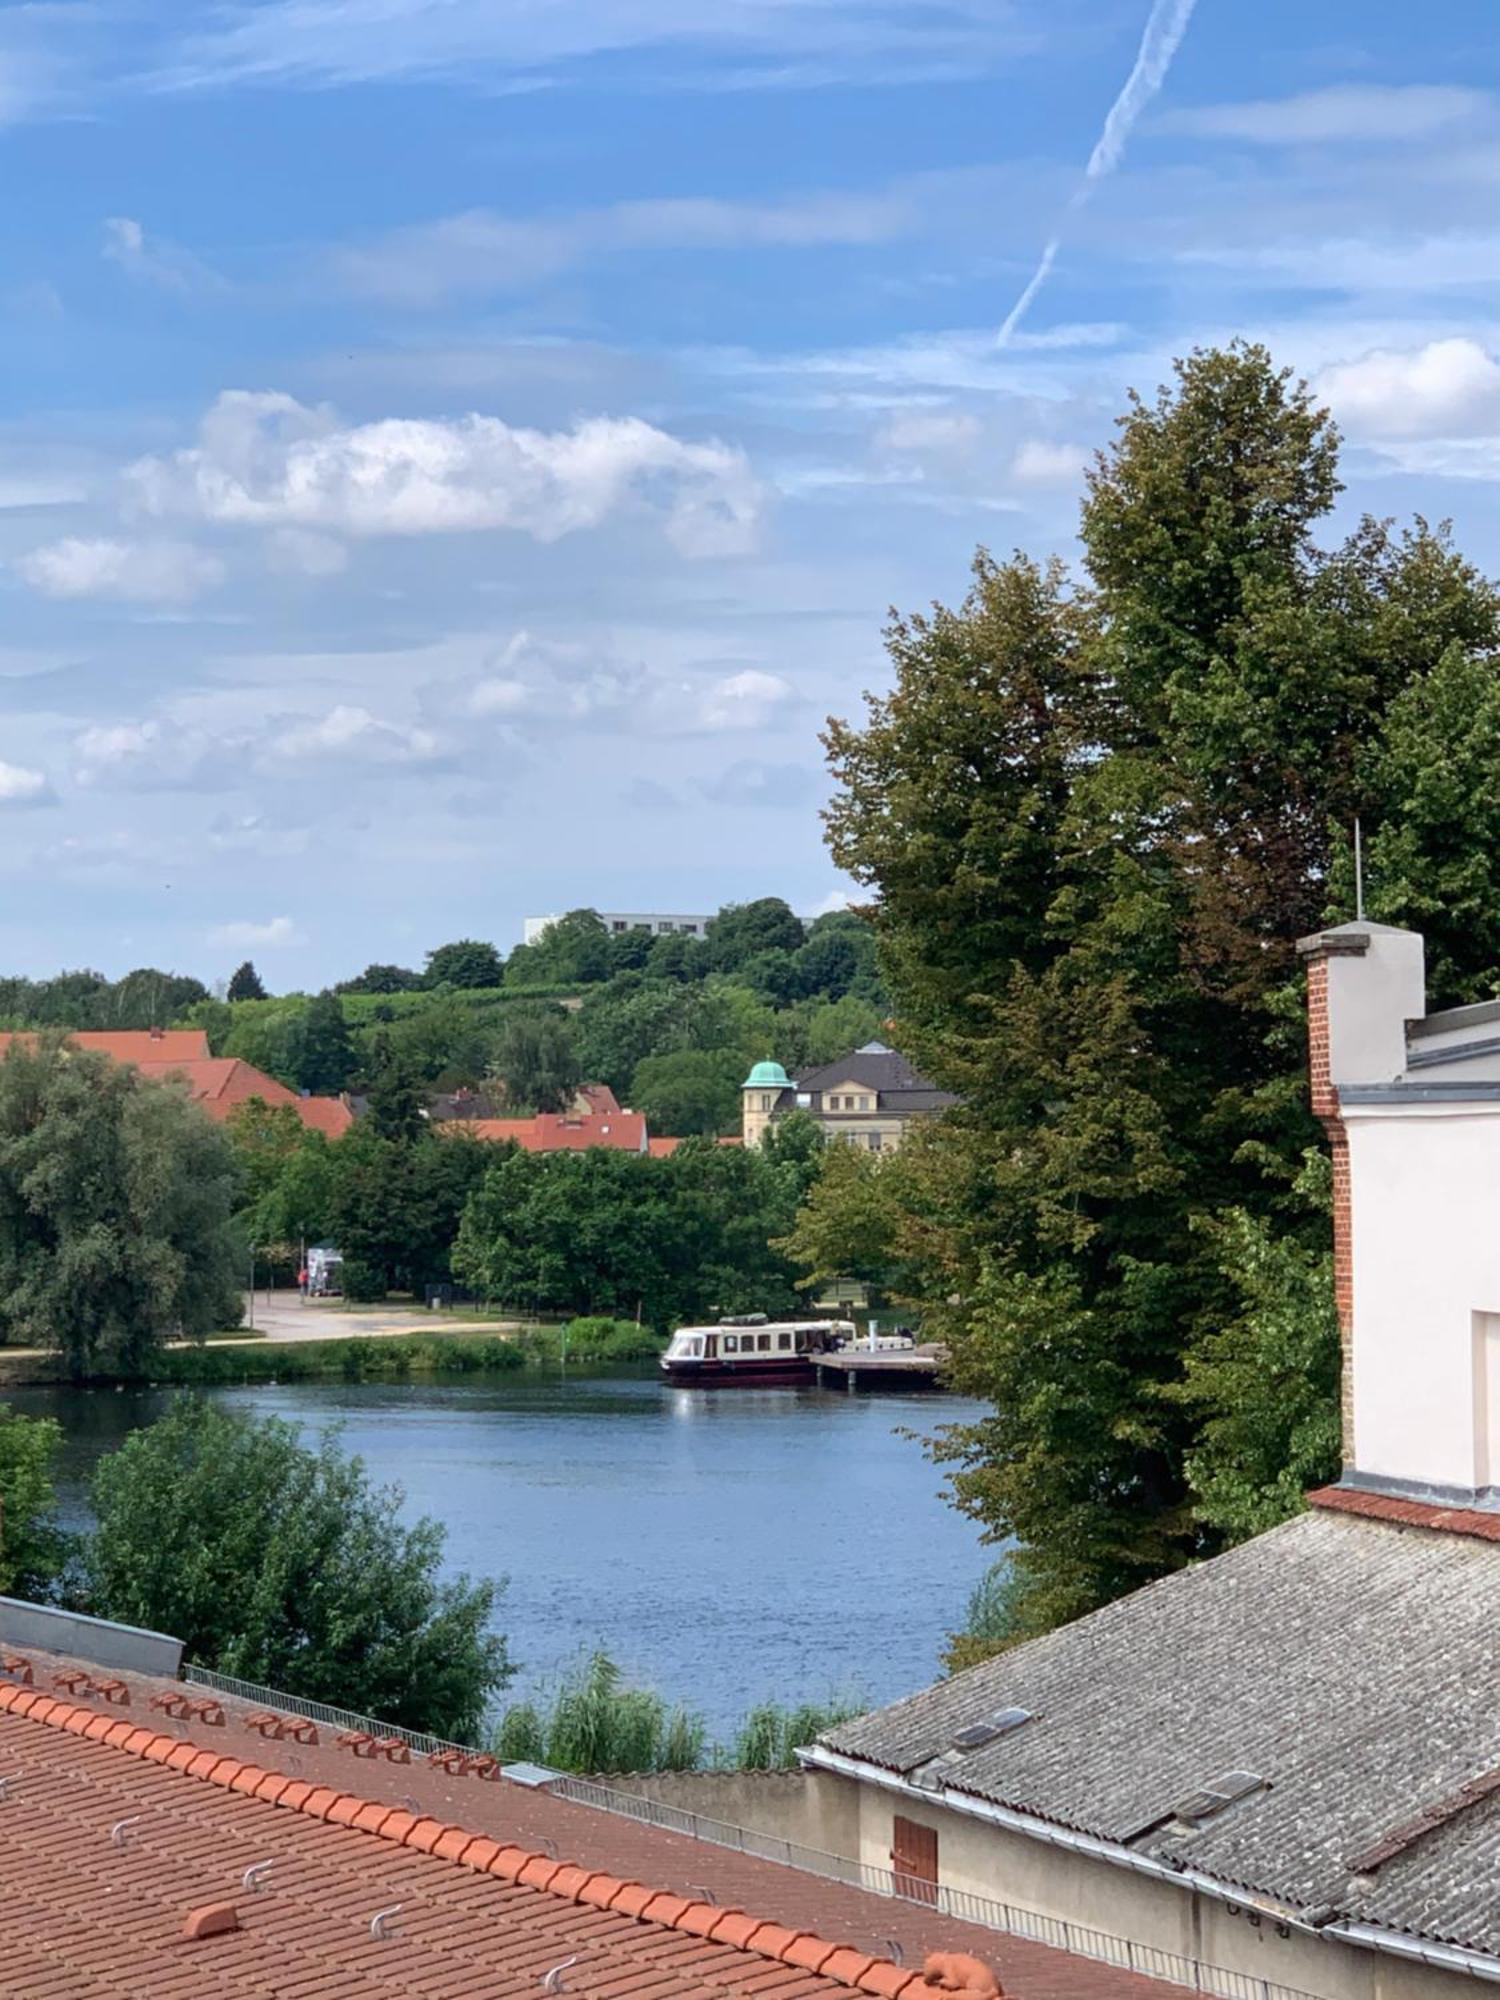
<box><xmin>1345</xmin><ymin>1101</ymin><xmax>1500</xmax><ymax>1495</ymax></box>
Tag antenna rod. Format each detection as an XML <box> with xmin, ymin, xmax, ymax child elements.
<box><xmin>1354</xmin><ymin>817</ymin><xmax>1365</xmax><ymax>922</ymax></box>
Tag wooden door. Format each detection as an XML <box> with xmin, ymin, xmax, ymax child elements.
<box><xmin>891</xmin><ymin>1814</ymin><xmax>938</xmax><ymax>1905</ymax></box>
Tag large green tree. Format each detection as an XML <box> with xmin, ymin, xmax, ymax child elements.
<box><xmin>492</xmin><ymin>1009</ymin><xmax>581</xmax><ymax>1113</ymax></box>
<box><xmin>825</xmin><ymin>342</ymin><xmax>1500</xmax><ymax>1634</ymax></box>
<box><xmin>0</xmin><ymin>1042</ymin><xmax>242</xmax><ymax>1374</ymax></box>
<box><xmin>291</xmin><ymin>991</ymin><xmax>357</xmax><ymax>1095</ymax></box>
<box><xmin>85</xmin><ymin>1400</ymin><xmax>508</xmax><ymax>1735</ymax></box>
<box><xmin>424</xmin><ymin>938</ymin><xmax>506</xmax><ymax>990</ymax></box>
<box><xmin>327</xmin><ymin>1125</ymin><xmax>491</xmax><ymax>1297</ymax></box>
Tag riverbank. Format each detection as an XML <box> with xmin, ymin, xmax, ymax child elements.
<box><xmin>0</xmin><ymin>1313</ymin><xmax>668</xmax><ymax>1386</ymax></box>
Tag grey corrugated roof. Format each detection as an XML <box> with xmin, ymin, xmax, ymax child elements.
<box><xmin>820</xmin><ymin>1509</ymin><xmax>1500</xmax><ymax>1956</ymax></box>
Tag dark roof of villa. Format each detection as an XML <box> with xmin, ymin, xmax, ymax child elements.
<box><xmin>796</xmin><ymin>1044</ymin><xmax>957</xmax><ymax>1112</ymax></box>
<box><xmin>817</xmin><ymin>1495</ymin><xmax>1500</xmax><ymax>1961</ymax></box>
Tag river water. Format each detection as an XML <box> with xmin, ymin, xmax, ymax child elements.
<box><xmin>9</xmin><ymin>1371</ymin><xmax>995</xmax><ymax>1735</ymax></box>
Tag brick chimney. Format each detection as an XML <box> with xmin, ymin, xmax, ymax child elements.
<box><xmin>1298</xmin><ymin>922</ymin><xmax>1426</xmax><ymax>1474</ymax></box>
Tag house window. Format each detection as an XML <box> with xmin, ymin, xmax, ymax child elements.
<box><xmin>612</xmin><ymin>921</ymin><xmax>627</xmax><ymax>933</ymax></box>
<box><xmin>869</xmin><ymin>1132</ymin><xmax>883</xmax><ymax>1152</ymax></box>
<box><xmin>761</xmin><ymin>1093</ymin><xmax>774</xmax><ymax>1112</ymax></box>
<box><xmin>860</xmin><ymin>1095</ymin><xmax>872</xmax><ymax>1111</ymax></box>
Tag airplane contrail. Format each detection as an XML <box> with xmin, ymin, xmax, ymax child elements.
<box><xmin>998</xmin><ymin>0</ymin><xmax>1200</xmax><ymax>348</ymax></box>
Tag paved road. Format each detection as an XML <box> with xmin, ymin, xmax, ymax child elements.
<box><xmin>239</xmin><ymin>1293</ymin><xmax>523</xmax><ymax>1343</ymax></box>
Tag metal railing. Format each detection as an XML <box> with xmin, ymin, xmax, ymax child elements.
<box><xmin>183</xmin><ymin>1664</ymin><xmax>471</xmax><ymax>1762</ymax></box>
<box><xmin>182</xmin><ymin>1668</ymin><xmax>1323</xmax><ymax>2000</ymax></box>
<box><xmin>548</xmin><ymin>1775</ymin><xmax>1325</xmax><ymax>2000</ymax></box>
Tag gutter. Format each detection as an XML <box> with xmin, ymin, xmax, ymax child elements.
<box><xmin>803</xmin><ymin>1747</ymin><xmax>1500</xmax><ymax>1988</ymax></box>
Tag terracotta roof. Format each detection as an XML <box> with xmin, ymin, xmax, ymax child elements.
<box><xmin>136</xmin><ymin>1057</ymin><xmax>353</xmax><ymax>1138</ymax></box>
<box><xmin>459</xmin><ymin>1112</ymin><xmax>648</xmax><ymax>1154</ymax></box>
<box><xmin>0</xmin><ymin>1028</ymin><xmax>210</xmax><ymax>1063</ymax></box>
<box><xmin>0</xmin><ymin>1672</ymin><xmax>1010</xmax><ymax>2000</ymax></box>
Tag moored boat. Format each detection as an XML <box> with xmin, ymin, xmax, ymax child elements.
<box><xmin>659</xmin><ymin>1314</ymin><xmax>857</xmax><ymax>1385</ymax></box>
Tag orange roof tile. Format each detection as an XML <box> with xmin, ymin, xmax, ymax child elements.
<box><xmin>0</xmin><ymin>1675</ymin><xmax>958</xmax><ymax>2000</ymax></box>
<box><xmin>0</xmin><ymin>1028</ymin><xmax>211</xmax><ymax>1062</ymax></box>
<box><xmin>459</xmin><ymin>1112</ymin><xmax>648</xmax><ymax>1154</ymax></box>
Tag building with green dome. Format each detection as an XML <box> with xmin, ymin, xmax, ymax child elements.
<box><xmin>740</xmin><ymin>1044</ymin><xmax>955</xmax><ymax>1149</ymax></box>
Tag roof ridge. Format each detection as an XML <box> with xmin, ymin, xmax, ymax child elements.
<box><xmin>0</xmin><ymin>1679</ymin><xmax>924</xmax><ymax>1998</ymax></box>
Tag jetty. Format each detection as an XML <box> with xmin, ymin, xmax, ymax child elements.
<box><xmin>811</xmin><ymin>1342</ymin><xmax>948</xmax><ymax>1390</ymax></box>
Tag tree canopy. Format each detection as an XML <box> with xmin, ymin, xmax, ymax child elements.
<box><xmin>85</xmin><ymin>1400</ymin><xmax>509</xmax><ymax>1736</ymax></box>
<box><xmin>824</xmin><ymin>341</ymin><xmax>1500</xmax><ymax>1634</ymax></box>
<box><xmin>227</xmin><ymin>960</ymin><xmax>267</xmax><ymax>1002</ymax></box>
<box><xmin>424</xmin><ymin>938</ymin><xmax>506</xmax><ymax>990</ymax></box>
<box><xmin>0</xmin><ymin>1041</ymin><xmax>242</xmax><ymax>1375</ymax></box>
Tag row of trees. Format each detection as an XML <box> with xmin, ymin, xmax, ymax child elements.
<box><xmin>238</xmin><ymin>1092</ymin><xmax>827</xmax><ymax>1324</ymax></box>
<box><xmin>197</xmin><ymin>919</ymin><xmax>885</xmax><ymax>1133</ymax></box>
<box><xmin>821</xmin><ymin>341</ymin><xmax>1500</xmax><ymax>1642</ymax></box>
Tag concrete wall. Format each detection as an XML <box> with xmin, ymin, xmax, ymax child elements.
<box><xmin>0</xmin><ymin>1596</ymin><xmax>183</xmax><ymax>1678</ymax></box>
<box><xmin>815</xmin><ymin>1770</ymin><xmax>1482</xmax><ymax>2000</ymax></box>
<box><xmin>592</xmin><ymin>1770</ymin><xmax>858</xmax><ymax>1855</ymax></box>
<box><xmin>1345</xmin><ymin>1100</ymin><xmax>1500</xmax><ymax>1494</ymax></box>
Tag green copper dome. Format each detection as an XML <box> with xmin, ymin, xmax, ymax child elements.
<box><xmin>743</xmin><ymin>1059</ymin><xmax>791</xmax><ymax>1089</ymax></box>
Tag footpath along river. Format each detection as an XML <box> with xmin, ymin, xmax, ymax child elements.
<box><xmin>9</xmin><ymin>1369</ymin><xmax>993</xmax><ymax>1738</ymax></box>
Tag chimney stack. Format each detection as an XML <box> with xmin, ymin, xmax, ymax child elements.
<box><xmin>1298</xmin><ymin>922</ymin><xmax>1426</xmax><ymax>1474</ymax></box>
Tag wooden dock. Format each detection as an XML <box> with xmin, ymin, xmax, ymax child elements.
<box><xmin>811</xmin><ymin>1343</ymin><xmax>948</xmax><ymax>1390</ymax></box>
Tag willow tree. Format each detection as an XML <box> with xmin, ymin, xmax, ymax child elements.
<box><xmin>826</xmin><ymin>343</ymin><xmax>1500</xmax><ymax>1637</ymax></box>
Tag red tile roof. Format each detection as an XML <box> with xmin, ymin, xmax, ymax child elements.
<box><xmin>0</xmin><ymin>1028</ymin><xmax>211</xmax><ymax>1062</ymax></box>
<box><xmin>460</xmin><ymin>1112</ymin><xmax>648</xmax><ymax>1153</ymax></box>
<box><xmin>0</xmin><ymin>1673</ymin><xmax>1003</xmax><ymax>2000</ymax></box>
<box><xmin>0</xmin><ymin>1029</ymin><xmax>352</xmax><ymax>1138</ymax></box>
<box><xmin>135</xmin><ymin>1057</ymin><xmax>354</xmax><ymax>1138</ymax></box>
<box><xmin>1307</xmin><ymin>1483</ymin><xmax>1500</xmax><ymax>1542</ymax></box>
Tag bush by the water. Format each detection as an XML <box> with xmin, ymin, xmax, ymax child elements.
<box><xmin>492</xmin><ymin>1648</ymin><xmax>861</xmax><ymax>1772</ymax></box>
<box><xmin>84</xmin><ymin>1399</ymin><xmax>509</xmax><ymax>1737</ymax></box>
<box><xmin>518</xmin><ymin>1317</ymin><xmax>666</xmax><ymax>1366</ymax></box>
<box><xmin>82</xmin><ymin>1331</ymin><xmax>528</xmax><ymax>1387</ymax></box>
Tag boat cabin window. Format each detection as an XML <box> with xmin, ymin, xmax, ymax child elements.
<box><xmin>777</xmin><ymin>1332</ymin><xmax>793</xmax><ymax>1351</ymax></box>
<box><xmin>723</xmin><ymin>1335</ymin><xmax>739</xmax><ymax>1353</ymax></box>
<box><xmin>704</xmin><ymin>1335</ymin><xmax>718</xmax><ymax>1358</ymax></box>
<box><xmin>757</xmin><ymin>1334</ymin><xmax>771</xmax><ymax>1351</ymax></box>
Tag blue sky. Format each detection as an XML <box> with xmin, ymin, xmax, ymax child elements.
<box><xmin>2</xmin><ymin>0</ymin><xmax>1498</xmax><ymax>986</ymax></box>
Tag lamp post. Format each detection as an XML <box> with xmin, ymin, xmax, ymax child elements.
<box><xmin>247</xmin><ymin>1244</ymin><xmax>256</xmax><ymax>1331</ymax></box>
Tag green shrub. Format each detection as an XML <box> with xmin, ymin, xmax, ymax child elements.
<box><xmin>340</xmin><ymin>1258</ymin><xmax>387</xmax><ymax>1303</ymax></box>
<box><xmin>492</xmin><ymin>1650</ymin><xmax>705</xmax><ymax>1773</ymax></box>
<box><xmin>519</xmin><ymin>1318</ymin><xmax>666</xmax><ymax>1367</ymax></box>
<box><xmin>728</xmin><ymin>1697</ymin><xmax>863</xmax><ymax>1770</ymax></box>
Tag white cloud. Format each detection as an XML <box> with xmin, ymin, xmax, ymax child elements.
<box><xmin>102</xmin><ymin>216</ymin><xmax>224</xmax><ymax>292</ymax></box>
<box><xmin>17</xmin><ymin>536</ymin><xmax>225</xmax><ymax>604</ymax></box>
<box><xmin>264</xmin><ymin>527</ymin><xmax>348</xmax><ymax>575</ymax></box>
<box><xmin>697</xmin><ymin>668</ymin><xmax>796</xmax><ymax>732</ymax></box>
<box><xmin>130</xmin><ymin>391</ymin><xmax>761</xmax><ymax>557</ymax></box>
<box><xmin>878</xmin><ymin>411</ymin><xmax>982</xmax><ymax>454</ymax></box>
<box><xmin>73</xmin><ymin>719</ymin><xmax>219</xmax><ymax>791</ymax></box>
<box><xmin>336</xmin><ymin>190</ymin><xmax>913</xmax><ymax>305</ymax></box>
<box><xmin>209</xmin><ymin>916</ymin><xmax>302</xmax><ymax>949</ymax></box>
<box><xmin>162</xmin><ymin>0</ymin><xmax>1025</xmax><ymax>94</ymax></box>
<box><xmin>1316</xmin><ymin>338</ymin><xmax>1500</xmax><ymax>439</ymax></box>
<box><xmin>1165</xmin><ymin>84</ymin><xmax>1491</xmax><ymax>146</ymax></box>
<box><xmin>1012</xmin><ymin>438</ymin><xmax>1090</xmax><ymax>484</ymax></box>
<box><xmin>273</xmin><ymin>704</ymin><xmax>441</xmax><ymax>765</ymax></box>
<box><xmin>0</xmin><ymin>760</ymin><xmax>51</xmax><ymax>806</ymax></box>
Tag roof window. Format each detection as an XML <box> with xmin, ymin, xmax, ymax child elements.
<box><xmin>1170</xmin><ymin>1770</ymin><xmax>1267</xmax><ymax>1823</ymax></box>
<box><xmin>950</xmin><ymin>1707</ymin><xmax>1033</xmax><ymax>1753</ymax></box>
